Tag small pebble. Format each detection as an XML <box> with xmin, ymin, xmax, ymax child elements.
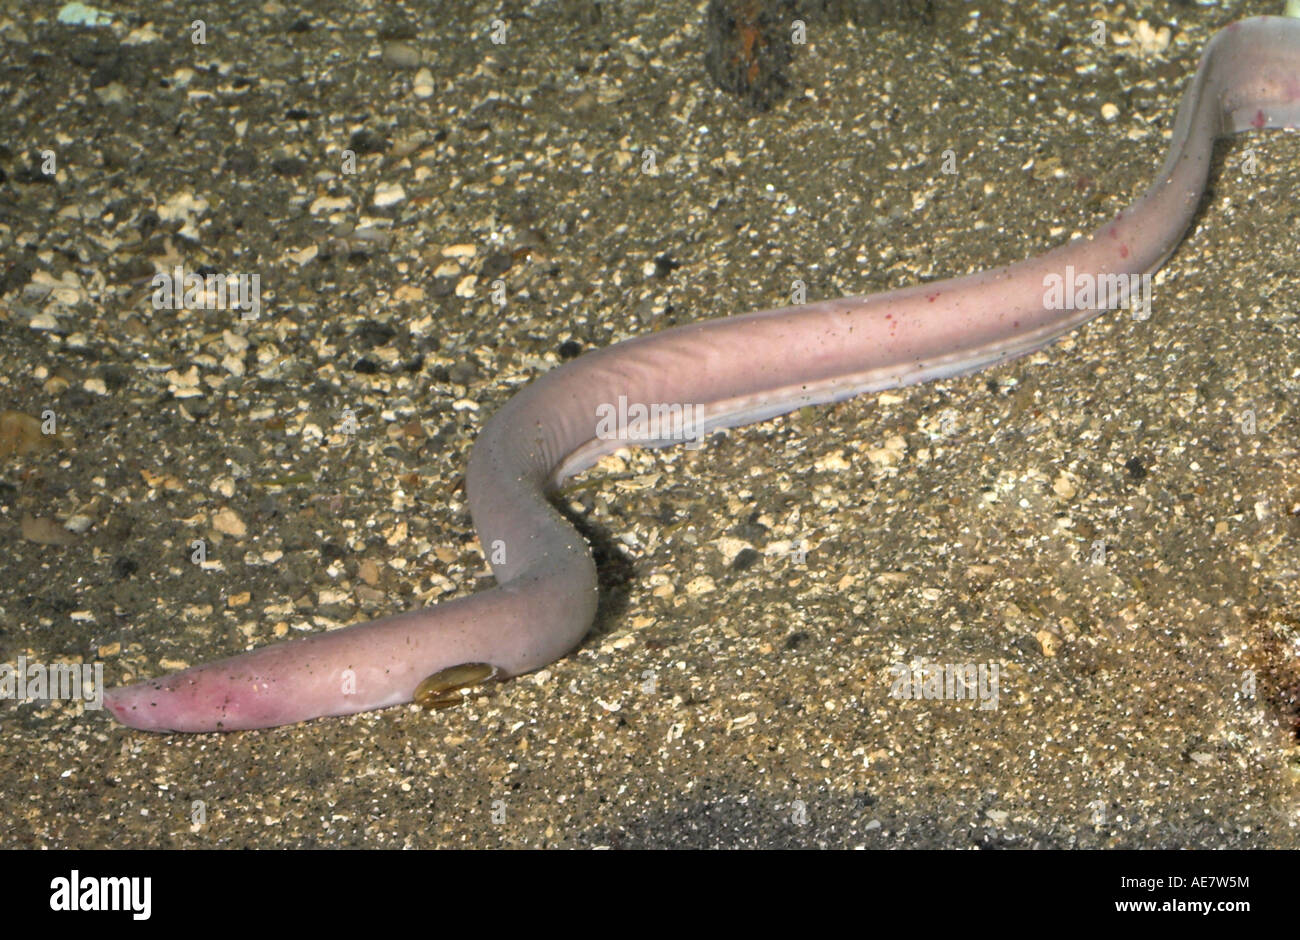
<box><xmin>212</xmin><ymin>508</ymin><xmax>247</xmax><ymax>538</ymax></box>
<box><xmin>382</xmin><ymin>41</ymin><xmax>421</xmax><ymax>68</ymax></box>
<box><xmin>413</xmin><ymin>67</ymin><xmax>434</xmax><ymax>98</ymax></box>
<box><xmin>372</xmin><ymin>182</ymin><xmax>406</xmax><ymax>208</ymax></box>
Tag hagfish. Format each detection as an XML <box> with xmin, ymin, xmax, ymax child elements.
<box><xmin>103</xmin><ymin>17</ymin><xmax>1300</xmax><ymax>731</ymax></box>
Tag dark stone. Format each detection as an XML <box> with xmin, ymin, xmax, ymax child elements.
<box><xmin>480</xmin><ymin>252</ymin><xmax>513</xmax><ymax>279</ymax></box>
<box><xmin>353</xmin><ymin>320</ymin><xmax>398</xmax><ymax>348</ymax></box>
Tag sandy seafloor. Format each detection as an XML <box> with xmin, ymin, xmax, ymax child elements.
<box><xmin>1</xmin><ymin>0</ymin><xmax>1299</xmax><ymax>848</ymax></box>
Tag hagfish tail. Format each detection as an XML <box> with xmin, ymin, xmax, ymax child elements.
<box><xmin>104</xmin><ymin>17</ymin><xmax>1300</xmax><ymax>731</ymax></box>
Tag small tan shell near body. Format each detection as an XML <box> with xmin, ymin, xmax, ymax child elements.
<box><xmin>414</xmin><ymin>663</ymin><xmax>501</xmax><ymax>710</ymax></box>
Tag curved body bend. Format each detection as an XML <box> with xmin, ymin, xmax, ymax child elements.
<box><xmin>104</xmin><ymin>17</ymin><xmax>1300</xmax><ymax>731</ymax></box>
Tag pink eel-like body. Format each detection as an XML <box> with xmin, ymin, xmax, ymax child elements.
<box><xmin>104</xmin><ymin>16</ymin><xmax>1300</xmax><ymax>731</ymax></box>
